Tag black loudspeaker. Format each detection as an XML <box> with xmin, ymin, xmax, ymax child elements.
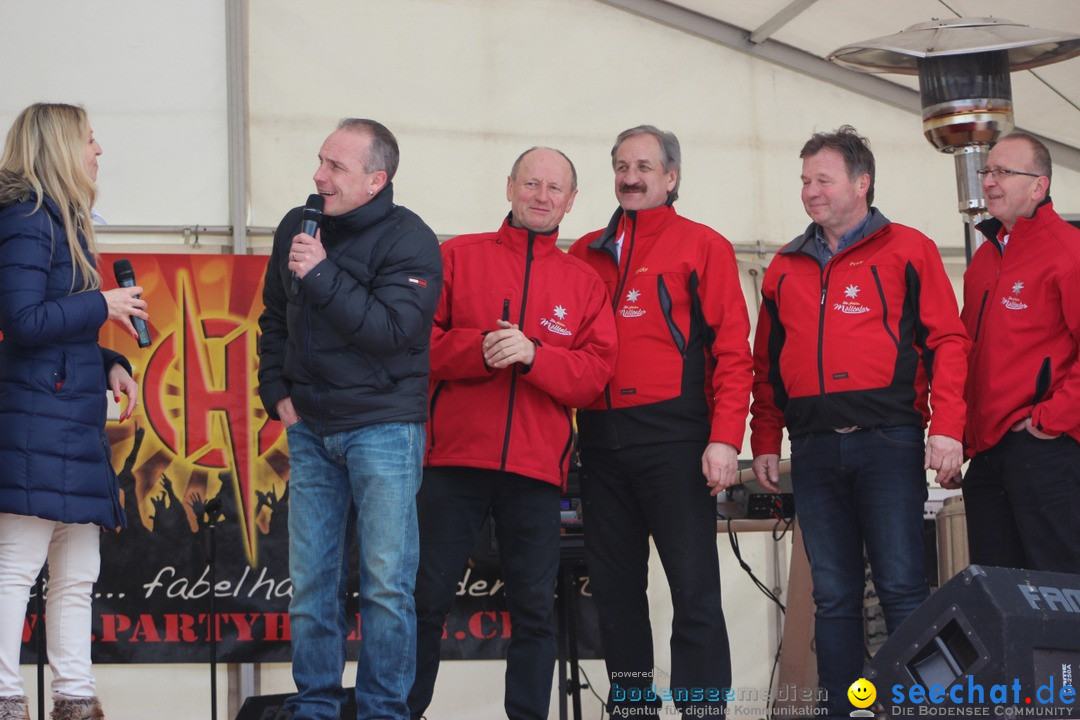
<box><xmin>867</xmin><ymin>565</ymin><xmax>1080</xmax><ymax>715</ymax></box>
<box><xmin>235</xmin><ymin>692</ymin><xmax>357</xmax><ymax>720</ymax></box>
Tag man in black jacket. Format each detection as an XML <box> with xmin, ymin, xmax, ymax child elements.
<box><xmin>257</xmin><ymin>118</ymin><xmax>442</xmax><ymax>720</ymax></box>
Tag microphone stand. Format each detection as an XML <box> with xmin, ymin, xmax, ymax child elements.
<box><xmin>204</xmin><ymin>498</ymin><xmax>223</xmax><ymax>720</ymax></box>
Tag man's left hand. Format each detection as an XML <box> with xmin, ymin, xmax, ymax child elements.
<box><xmin>702</xmin><ymin>442</ymin><xmax>739</xmax><ymax>496</ymax></box>
<box><xmin>925</xmin><ymin>434</ymin><xmax>963</xmax><ymax>486</ymax></box>
<box><xmin>483</xmin><ymin>319</ymin><xmax>536</xmax><ymax>369</ymax></box>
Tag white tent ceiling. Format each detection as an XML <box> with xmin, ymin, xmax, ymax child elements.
<box><xmin>599</xmin><ymin>0</ymin><xmax>1080</xmax><ymax>170</ymax></box>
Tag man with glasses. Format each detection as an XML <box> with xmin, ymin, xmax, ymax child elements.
<box><xmin>750</xmin><ymin>125</ymin><xmax>969</xmax><ymax>718</ymax></box>
<box><xmin>959</xmin><ymin>132</ymin><xmax>1080</xmax><ymax>573</ymax></box>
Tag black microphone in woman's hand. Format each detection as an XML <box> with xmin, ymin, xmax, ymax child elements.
<box><xmin>293</xmin><ymin>194</ymin><xmax>324</xmax><ymax>295</ymax></box>
<box><xmin>112</xmin><ymin>258</ymin><xmax>152</xmax><ymax>348</ymax></box>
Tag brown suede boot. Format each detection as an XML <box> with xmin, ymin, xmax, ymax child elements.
<box><xmin>0</xmin><ymin>696</ymin><xmax>29</xmax><ymax>720</ymax></box>
<box><xmin>49</xmin><ymin>696</ymin><xmax>104</xmax><ymax>720</ymax></box>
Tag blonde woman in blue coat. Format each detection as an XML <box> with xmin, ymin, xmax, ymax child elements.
<box><xmin>0</xmin><ymin>103</ymin><xmax>147</xmax><ymax>720</ymax></box>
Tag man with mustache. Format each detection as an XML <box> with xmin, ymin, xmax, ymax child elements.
<box><xmin>750</xmin><ymin>125</ymin><xmax>968</xmax><ymax>718</ymax></box>
<box><xmin>960</xmin><ymin>132</ymin><xmax>1080</xmax><ymax>573</ymax></box>
<box><xmin>568</xmin><ymin>125</ymin><xmax>752</xmax><ymax>718</ymax></box>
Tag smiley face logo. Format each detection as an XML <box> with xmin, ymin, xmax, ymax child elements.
<box><xmin>847</xmin><ymin>678</ymin><xmax>876</xmax><ymax>709</ymax></box>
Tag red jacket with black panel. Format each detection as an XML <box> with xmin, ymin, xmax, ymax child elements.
<box><xmin>750</xmin><ymin>210</ymin><xmax>969</xmax><ymax>457</ymax></box>
<box><xmin>568</xmin><ymin>204</ymin><xmax>752</xmax><ymax>450</ymax></box>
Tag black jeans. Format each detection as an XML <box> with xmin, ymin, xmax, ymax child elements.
<box><xmin>408</xmin><ymin>466</ymin><xmax>560</xmax><ymax>720</ymax></box>
<box><xmin>963</xmin><ymin>430</ymin><xmax>1080</xmax><ymax>573</ymax></box>
<box><xmin>580</xmin><ymin>442</ymin><xmax>731</xmax><ymax>718</ymax></box>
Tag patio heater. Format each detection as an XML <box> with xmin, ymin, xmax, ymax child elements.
<box><xmin>828</xmin><ymin>17</ymin><xmax>1080</xmax><ymax>260</ymax></box>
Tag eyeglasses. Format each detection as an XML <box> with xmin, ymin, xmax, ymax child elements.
<box><xmin>976</xmin><ymin>167</ymin><xmax>1042</xmax><ymax>180</ymax></box>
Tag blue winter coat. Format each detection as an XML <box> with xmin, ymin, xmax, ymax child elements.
<box><xmin>0</xmin><ymin>193</ymin><xmax>129</xmax><ymax>528</ymax></box>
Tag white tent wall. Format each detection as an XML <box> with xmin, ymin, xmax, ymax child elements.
<box><xmin>247</xmin><ymin>0</ymin><xmax>1080</xmax><ymax>248</ymax></box>
<box><xmin>3</xmin><ymin>1</ymin><xmax>1080</xmax><ymax>718</ymax></box>
<box><xmin>0</xmin><ymin>0</ymin><xmax>230</xmax><ymax>229</ymax></box>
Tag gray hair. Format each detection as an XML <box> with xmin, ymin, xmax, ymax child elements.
<box><xmin>611</xmin><ymin>125</ymin><xmax>681</xmax><ymax>202</ymax></box>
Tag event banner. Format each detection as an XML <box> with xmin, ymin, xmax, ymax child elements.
<box><xmin>18</xmin><ymin>253</ymin><xmax>599</xmax><ymax>664</ymax></box>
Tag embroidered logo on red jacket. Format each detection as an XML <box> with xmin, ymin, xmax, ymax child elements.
<box><xmin>540</xmin><ymin>305</ymin><xmax>573</xmax><ymax>336</ymax></box>
<box><xmin>619</xmin><ymin>288</ymin><xmax>646</xmax><ymax>318</ymax></box>
<box><xmin>833</xmin><ymin>284</ymin><xmax>871</xmax><ymax>315</ymax></box>
<box><xmin>1001</xmin><ymin>280</ymin><xmax>1028</xmax><ymax>310</ymax></box>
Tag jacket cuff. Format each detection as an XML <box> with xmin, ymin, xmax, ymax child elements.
<box><xmin>749</xmin><ymin>432</ymin><xmax>782</xmax><ymax>458</ymax></box>
<box><xmin>520</xmin><ymin>338</ymin><xmax>540</xmax><ymax>374</ymax></box>
<box><xmin>259</xmin><ymin>384</ymin><xmax>288</xmax><ymax>421</ymax></box>
<box><xmin>708</xmin><ymin>428</ymin><xmax>744</xmax><ymax>452</ymax></box>
<box><xmin>1031</xmin><ymin>403</ymin><xmax>1065</xmax><ymax>435</ymax></box>
<box><xmin>926</xmin><ymin>421</ymin><xmax>963</xmax><ymax>444</ymax></box>
<box><xmin>101</xmin><ymin>347</ymin><xmax>133</xmax><ymax>377</ymax></box>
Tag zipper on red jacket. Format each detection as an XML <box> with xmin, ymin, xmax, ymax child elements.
<box><xmin>965</xmin><ymin>287</ymin><xmax>991</xmax><ymax>446</ymax></box>
<box><xmin>610</xmin><ymin>212</ymin><xmax>637</xmax><ymax>315</ymax></box>
<box><xmin>603</xmin><ymin>212</ymin><xmax>638</xmax><ymax>413</ymax></box>
<box><xmin>972</xmin><ymin>290</ymin><xmax>989</xmax><ymax>343</ymax></box>
<box><xmin>657</xmin><ymin>275</ymin><xmax>686</xmax><ymax>354</ymax></box>
<box><xmin>971</xmin><ymin>253</ymin><xmax>1002</xmax><ymax>360</ymax></box>
<box><xmin>1033</xmin><ymin>358</ymin><xmax>1052</xmax><ymax>406</ymax></box>
<box><xmin>814</xmin><ymin>238</ymin><xmax>865</xmax><ymax>398</ymax></box>
<box><xmin>817</xmin><ymin>262</ymin><xmax>832</xmax><ymax>396</ymax></box>
<box><xmin>499</xmin><ymin>232</ymin><xmax>535</xmax><ymax>470</ymax></box>
<box><xmin>870</xmin><ymin>266</ymin><xmax>900</xmax><ymax>350</ymax></box>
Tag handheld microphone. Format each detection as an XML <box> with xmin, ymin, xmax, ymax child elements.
<box><xmin>293</xmin><ymin>193</ymin><xmax>324</xmax><ymax>294</ymax></box>
<box><xmin>112</xmin><ymin>258</ymin><xmax>152</xmax><ymax>348</ymax></box>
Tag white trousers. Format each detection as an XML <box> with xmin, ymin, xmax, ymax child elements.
<box><xmin>0</xmin><ymin>513</ymin><xmax>100</xmax><ymax>698</ymax></box>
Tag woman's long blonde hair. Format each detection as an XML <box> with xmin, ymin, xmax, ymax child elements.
<box><xmin>0</xmin><ymin>102</ymin><xmax>100</xmax><ymax>291</ymax></box>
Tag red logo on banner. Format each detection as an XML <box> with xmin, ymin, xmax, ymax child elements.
<box><xmin>101</xmin><ymin>254</ymin><xmax>286</xmax><ymax>565</ymax></box>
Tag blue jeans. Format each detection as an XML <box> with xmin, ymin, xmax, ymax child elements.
<box><xmin>285</xmin><ymin>420</ymin><xmax>424</xmax><ymax>720</ymax></box>
<box><xmin>790</xmin><ymin>427</ymin><xmax>929</xmax><ymax>719</ymax></box>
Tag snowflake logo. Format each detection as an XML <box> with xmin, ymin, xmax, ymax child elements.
<box><xmin>1012</xmin><ymin>281</ymin><xmax>1024</xmax><ymax>295</ymax></box>
<box><xmin>844</xmin><ymin>284</ymin><xmax>860</xmax><ymax>299</ymax></box>
<box><xmin>553</xmin><ymin>305</ymin><xmax>567</xmax><ymax>320</ymax></box>
<box><xmin>626</xmin><ymin>289</ymin><xmax>641</xmax><ymax>303</ymax></box>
